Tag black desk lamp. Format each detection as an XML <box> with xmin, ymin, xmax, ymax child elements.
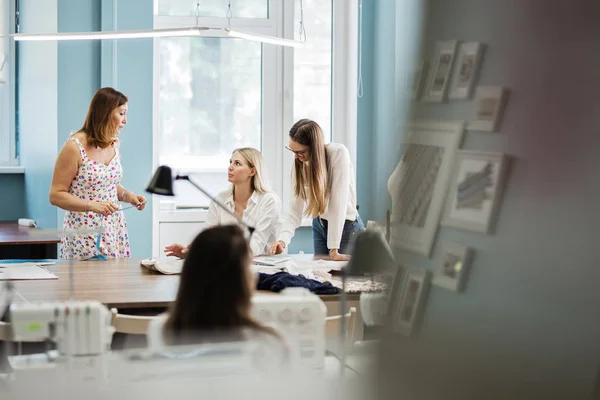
<box><xmin>146</xmin><ymin>166</ymin><xmax>255</xmax><ymax>236</ymax></box>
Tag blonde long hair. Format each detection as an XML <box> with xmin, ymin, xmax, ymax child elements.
<box><xmin>80</xmin><ymin>87</ymin><xmax>128</xmax><ymax>148</ymax></box>
<box><xmin>232</xmin><ymin>147</ymin><xmax>270</xmax><ymax>197</ymax></box>
<box><xmin>289</xmin><ymin>119</ymin><xmax>330</xmax><ymax>218</ymax></box>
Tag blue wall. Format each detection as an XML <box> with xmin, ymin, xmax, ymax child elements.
<box><xmin>0</xmin><ymin>175</ymin><xmax>25</xmax><ymax>220</ymax></box>
<box><xmin>355</xmin><ymin>0</ymin><xmax>375</xmax><ymax>221</ymax></box>
<box><xmin>57</xmin><ymin>0</ymin><xmax>102</xmax><ymax>229</ymax></box>
<box><xmin>18</xmin><ymin>0</ymin><xmax>58</xmax><ymax>230</ymax></box>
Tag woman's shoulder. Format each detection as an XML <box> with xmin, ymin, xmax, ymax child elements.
<box><xmin>257</xmin><ymin>191</ymin><xmax>281</xmax><ymax>204</ymax></box>
<box><xmin>326</xmin><ymin>142</ymin><xmax>350</xmax><ymax>158</ymax></box>
<box><xmin>215</xmin><ymin>189</ymin><xmax>233</xmax><ymax>199</ymax></box>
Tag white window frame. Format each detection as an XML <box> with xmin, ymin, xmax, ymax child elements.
<box><xmin>0</xmin><ymin>0</ymin><xmax>19</xmax><ymax>170</ymax></box>
<box><xmin>281</xmin><ymin>0</ymin><xmax>358</xmax><ymax>225</ymax></box>
<box><xmin>152</xmin><ymin>0</ymin><xmax>358</xmax><ymax>255</ymax></box>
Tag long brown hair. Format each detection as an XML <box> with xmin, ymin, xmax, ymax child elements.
<box><xmin>289</xmin><ymin>119</ymin><xmax>330</xmax><ymax>218</ymax></box>
<box><xmin>163</xmin><ymin>225</ymin><xmax>278</xmax><ymax>345</ymax></box>
<box><xmin>80</xmin><ymin>87</ymin><xmax>128</xmax><ymax>148</ymax></box>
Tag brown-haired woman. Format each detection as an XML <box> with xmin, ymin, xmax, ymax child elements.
<box><xmin>49</xmin><ymin>87</ymin><xmax>146</xmax><ymax>259</ymax></box>
<box><xmin>271</xmin><ymin>119</ymin><xmax>363</xmax><ymax>261</ymax></box>
<box><xmin>148</xmin><ymin>225</ymin><xmax>287</xmax><ymax>362</ymax></box>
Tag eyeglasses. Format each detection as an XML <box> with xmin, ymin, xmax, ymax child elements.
<box><xmin>285</xmin><ymin>145</ymin><xmax>308</xmax><ymax>157</ymax></box>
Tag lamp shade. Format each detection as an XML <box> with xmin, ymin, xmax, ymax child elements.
<box><xmin>345</xmin><ymin>229</ymin><xmax>396</xmax><ymax>276</ymax></box>
<box><xmin>146</xmin><ymin>166</ymin><xmax>175</xmax><ymax>196</ymax></box>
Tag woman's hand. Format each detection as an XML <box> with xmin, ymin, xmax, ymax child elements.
<box><xmin>269</xmin><ymin>240</ymin><xmax>286</xmax><ymax>255</ymax></box>
<box><xmin>124</xmin><ymin>191</ymin><xmax>147</xmax><ymax>210</ymax></box>
<box><xmin>164</xmin><ymin>243</ymin><xmax>188</xmax><ymax>258</ymax></box>
<box><xmin>329</xmin><ymin>248</ymin><xmax>350</xmax><ymax>261</ymax></box>
<box><xmin>88</xmin><ymin>201</ymin><xmax>119</xmax><ymax>216</ymax></box>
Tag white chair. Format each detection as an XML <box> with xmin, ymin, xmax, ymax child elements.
<box><xmin>324</xmin><ymin>307</ymin><xmax>357</xmax><ymax>355</ymax></box>
<box><xmin>0</xmin><ymin>321</ymin><xmax>13</xmax><ymax>341</ymax></box>
<box><xmin>110</xmin><ymin>309</ymin><xmax>156</xmax><ymax>335</ymax></box>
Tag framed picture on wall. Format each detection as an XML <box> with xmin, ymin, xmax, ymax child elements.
<box><xmin>433</xmin><ymin>242</ymin><xmax>474</xmax><ymax>292</ymax></box>
<box><xmin>448</xmin><ymin>42</ymin><xmax>484</xmax><ymax>100</ymax></box>
<box><xmin>467</xmin><ymin>86</ymin><xmax>509</xmax><ymax>132</ymax></box>
<box><xmin>442</xmin><ymin>151</ymin><xmax>511</xmax><ymax>234</ymax></box>
<box><xmin>411</xmin><ymin>61</ymin><xmax>428</xmax><ymax>100</ymax></box>
<box><xmin>423</xmin><ymin>40</ymin><xmax>458</xmax><ymax>102</ymax></box>
<box><xmin>388</xmin><ymin>121</ymin><xmax>465</xmax><ymax>257</ymax></box>
<box><xmin>391</xmin><ymin>265</ymin><xmax>431</xmax><ymax>337</ymax></box>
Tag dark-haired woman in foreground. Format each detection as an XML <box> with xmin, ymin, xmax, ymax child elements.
<box><xmin>147</xmin><ymin>225</ymin><xmax>287</xmax><ymax>363</ymax></box>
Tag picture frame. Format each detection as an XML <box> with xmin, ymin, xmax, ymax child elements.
<box><xmin>442</xmin><ymin>151</ymin><xmax>511</xmax><ymax>234</ymax></box>
<box><xmin>391</xmin><ymin>265</ymin><xmax>431</xmax><ymax>337</ymax></box>
<box><xmin>388</xmin><ymin>121</ymin><xmax>465</xmax><ymax>257</ymax></box>
<box><xmin>448</xmin><ymin>42</ymin><xmax>484</xmax><ymax>100</ymax></box>
<box><xmin>411</xmin><ymin>61</ymin><xmax>428</xmax><ymax>100</ymax></box>
<box><xmin>423</xmin><ymin>40</ymin><xmax>458</xmax><ymax>103</ymax></box>
<box><xmin>433</xmin><ymin>242</ymin><xmax>474</xmax><ymax>292</ymax></box>
<box><xmin>467</xmin><ymin>86</ymin><xmax>509</xmax><ymax>132</ymax></box>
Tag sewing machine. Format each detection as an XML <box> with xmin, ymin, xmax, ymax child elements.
<box><xmin>251</xmin><ymin>287</ymin><xmax>327</xmax><ymax>370</ymax></box>
<box><xmin>8</xmin><ymin>300</ymin><xmax>114</xmax><ymax>380</ymax></box>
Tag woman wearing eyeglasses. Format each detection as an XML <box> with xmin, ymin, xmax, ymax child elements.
<box><xmin>271</xmin><ymin>119</ymin><xmax>364</xmax><ymax>261</ymax></box>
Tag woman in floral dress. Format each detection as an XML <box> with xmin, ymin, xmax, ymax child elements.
<box><xmin>49</xmin><ymin>87</ymin><xmax>147</xmax><ymax>260</ymax></box>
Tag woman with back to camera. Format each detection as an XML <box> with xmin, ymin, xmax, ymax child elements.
<box><xmin>271</xmin><ymin>119</ymin><xmax>364</xmax><ymax>260</ymax></box>
<box><xmin>164</xmin><ymin>147</ymin><xmax>281</xmax><ymax>258</ymax></box>
<box><xmin>148</xmin><ymin>225</ymin><xmax>287</xmax><ymax>365</ymax></box>
<box><xmin>49</xmin><ymin>87</ymin><xmax>146</xmax><ymax>260</ymax></box>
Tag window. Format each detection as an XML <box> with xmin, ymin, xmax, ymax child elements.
<box><xmin>153</xmin><ymin>0</ymin><xmax>358</xmax><ymax>249</ymax></box>
<box><xmin>0</xmin><ymin>0</ymin><xmax>16</xmax><ymax>166</ymax></box>
<box><xmin>156</xmin><ymin>0</ymin><xmax>268</xmax><ymax>18</ymax></box>
<box><xmin>293</xmin><ymin>0</ymin><xmax>333</xmax><ymax>142</ymax></box>
<box><xmin>157</xmin><ymin>36</ymin><xmax>264</xmax><ymax>206</ymax></box>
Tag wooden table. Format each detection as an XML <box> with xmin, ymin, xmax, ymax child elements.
<box><xmin>11</xmin><ymin>257</ymin><xmax>361</xmax><ymax>308</ymax></box>
<box><xmin>11</xmin><ymin>256</ymin><xmax>366</xmax><ymax>340</ymax></box>
<box><xmin>0</xmin><ymin>221</ymin><xmax>60</xmax><ymax>259</ymax></box>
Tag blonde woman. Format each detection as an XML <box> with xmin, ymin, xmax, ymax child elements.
<box><xmin>271</xmin><ymin>119</ymin><xmax>363</xmax><ymax>261</ymax></box>
<box><xmin>164</xmin><ymin>148</ymin><xmax>281</xmax><ymax>258</ymax></box>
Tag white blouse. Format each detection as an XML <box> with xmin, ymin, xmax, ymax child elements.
<box><xmin>205</xmin><ymin>190</ymin><xmax>281</xmax><ymax>256</ymax></box>
<box><xmin>279</xmin><ymin>143</ymin><xmax>357</xmax><ymax>250</ymax></box>
<box><xmin>146</xmin><ymin>314</ymin><xmax>289</xmax><ymax>369</ymax></box>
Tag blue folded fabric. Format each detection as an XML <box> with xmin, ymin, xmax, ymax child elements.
<box><xmin>257</xmin><ymin>271</ymin><xmax>341</xmax><ymax>295</ymax></box>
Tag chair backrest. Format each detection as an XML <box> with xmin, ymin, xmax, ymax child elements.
<box><xmin>0</xmin><ymin>320</ymin><xmax>13</xmax><ymax>341</ymax></box>
<box><xmin>325</xmin><ymin>307</ymin><xmax>357</xmax><ymax>341</ymax></box>
<box><xmin>110</xmin><ymin>308</ymin><xmax>156</xmax><ymax>335</ymax></box>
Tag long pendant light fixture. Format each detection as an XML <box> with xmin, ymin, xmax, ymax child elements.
<box><xmin>11</xmin><ymin>1</ymin><xmax>305</xmax><ymax>48</ymax></box>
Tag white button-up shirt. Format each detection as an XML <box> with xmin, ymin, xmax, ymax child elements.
<box><xmin>280</xmin><ymin>143</ymin><xmax>357</xmax><ymax>250</ymax></box>
<box><xmin>205</xmin><ymin>190</ymin><xmax>281</xmax><ymax>256</ymax></box>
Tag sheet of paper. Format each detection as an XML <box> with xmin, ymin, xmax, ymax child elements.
<box><xmin>0</xmin><ymin>262</ymin><xmax>56</xmax><ymax>267</ymax></box>
<box><xmin>0</xmin><ymin>266</ymin><xmax>58</xmax><ymax>280</ymax></box>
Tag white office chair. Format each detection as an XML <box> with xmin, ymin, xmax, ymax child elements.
<box><xmin>110</xmin><ymin>309</ymin><xmax>156</xmax><ymax>335</ymax></box>
<box><xmin>324</xmin><ymin>307</ymin><xmax>357</xmax><ymax>356</ymax></box>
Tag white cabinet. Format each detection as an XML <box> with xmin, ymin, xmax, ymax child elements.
<box><xmin>158</xmin><ymin>222</ymin><xmax>205</xmax><ymax>255</ymax></box>
<box><xmin>153</xmin><ymin>208</ymin><xmax>209</xmax><ymax>257</ymax></box>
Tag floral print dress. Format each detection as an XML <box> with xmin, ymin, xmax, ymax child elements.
<box><xmin>60</xmin><ymin>136</ymin><xmax>131</xmax><ymax>260</ymax></box>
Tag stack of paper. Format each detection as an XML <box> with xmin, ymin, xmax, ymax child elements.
<box><xmin>0</xmin><ymin>264</ymin><xmax>58</xmax><ymax>280</ymax></box>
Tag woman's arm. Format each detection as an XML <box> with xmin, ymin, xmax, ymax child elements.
<box><xmin>278</xmin><ymin>190</ymin><xmax>305</xmax><ymax>247</ymax></box>
<box><xmin>325</xmin><ymin>145</ymin><xmax>351</xmax><ymax>255</ymax></box>
<box><xmin>248</xmin><ymin>194</ymin><xmax>281</xmax><ymax>256</ymax></box>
